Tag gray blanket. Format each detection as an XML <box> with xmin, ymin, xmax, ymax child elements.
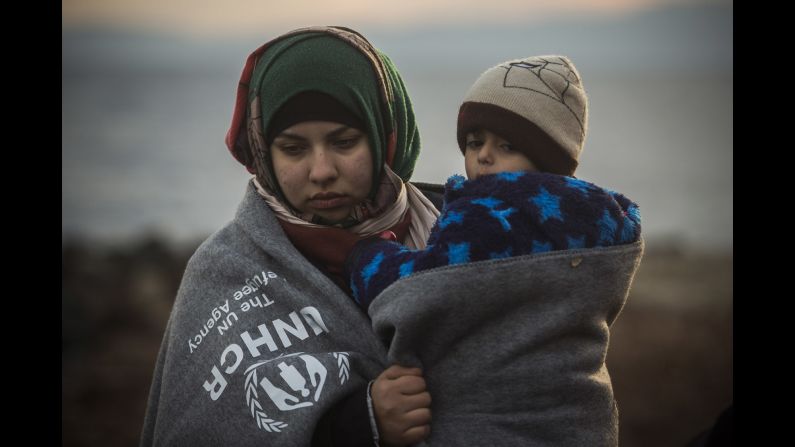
<box><xmin>140</xmin><ymin>182</ymin><xmax>388</xmax><ymax>446</ymax></box>
<box><xmin>369</xmin><ymin>239</ymin><xmax>644</xmax><ymax>446</ymax></box>
<box><xmin>142</xmin><ymin>181</ymin><xmax>642</xmax><ymax>446</ymax></box>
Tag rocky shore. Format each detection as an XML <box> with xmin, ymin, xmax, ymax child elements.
<box><xmin>62</xmin><ymin>237</ymin><xmax>732</xmax><ymax>446</ymax></box>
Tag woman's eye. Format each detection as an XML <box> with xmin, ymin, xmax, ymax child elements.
<box><xmin>278</xmin><ymin>145</ymin><xmax>305</xmax><ymax>156</ymax></box>
<box><xmin>334</xmin><ymin>136</ymin><xmax>360</xmax><ymax>148</ymax></box>
<box><xmin>500</xmin><ymin>144</ymin><xmax>514</xmax><ymax>152</ymax></box>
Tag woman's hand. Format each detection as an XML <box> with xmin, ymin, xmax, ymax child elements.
<box><xmin>371</xmin><ymin>365</ymin><xmax>432</xmax><ymax>446</ymax></box>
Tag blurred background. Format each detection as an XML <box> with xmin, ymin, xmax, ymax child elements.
<box><xmin>62</xmin><ymin>0</ymin><xmax>732</xmax><ymax>445</ymax></box>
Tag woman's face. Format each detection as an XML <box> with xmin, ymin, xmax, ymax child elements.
<box><xmin>464</xmin><ymin>128</ymin><xmax>537</xmax><ymax>179</ymax></box>
<box><xmin>270</xmin><ymin>121</ymin><xmax>373</xmax><ymax>223</ymax></box>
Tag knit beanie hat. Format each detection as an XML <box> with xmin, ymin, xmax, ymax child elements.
<box><xmin>457</xmin><ymin>55</ymin><xmax>588</xmax><ymax>176</ymax></box>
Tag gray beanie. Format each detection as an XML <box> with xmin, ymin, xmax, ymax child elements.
<box><xmin>457</xmin><ymin>55</ymin><xmax>588</xmax><ymax>176</ymax></box>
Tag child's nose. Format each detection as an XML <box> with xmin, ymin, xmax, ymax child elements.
<box><xmin>478</xmin><ymin>142</ymin><xmax>496</xmax><ymax>163</ymax></box>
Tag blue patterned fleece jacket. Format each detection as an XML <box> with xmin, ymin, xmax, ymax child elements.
<box><xmin>348</xmin><ymin>171</ymin><xmax>641</xmax><ymax>309</ymax></box>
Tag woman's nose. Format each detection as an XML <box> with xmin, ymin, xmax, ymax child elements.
<box><xmin>309</xmin><ymin>148</ymin><xmax>338</xmax><ymax>184</ymax></box>
<box><xmin>308</xmin><ymin>148</ymin><xmax>338</xmax><ymax>185</ymax></box>
<box><xmin>309</xmin><ymin>149</ymin><xmax>338</xmax><ymax>185</ymax></box>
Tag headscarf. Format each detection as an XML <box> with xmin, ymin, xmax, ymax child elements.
<box><xmin>225</xmin><ymin>26</ymin><xmax>421</xmax><ymax>200</ymax></box>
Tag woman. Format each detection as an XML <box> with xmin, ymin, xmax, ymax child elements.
<box><xmin>140</xmin><ymin>26</ymin><xmax>440</xmax><ymax>446</ymax></box>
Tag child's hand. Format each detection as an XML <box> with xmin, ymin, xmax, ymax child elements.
<box><xmin>371</xmin><ymin>365</ymin><xmax>432</xmax><ymax>446</ymax></box>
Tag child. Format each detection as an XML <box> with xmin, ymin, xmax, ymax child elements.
<box><xmin>348</xmin><ymin>55</ymin><xmax>640</xmax><ymax>308</ymax></box>
<box><xmin>346</xmin><ymin>55</ymin><xmax>644</xmax><ymax>445</ymax></box>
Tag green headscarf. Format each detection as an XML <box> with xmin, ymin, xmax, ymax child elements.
<box><xmin>241</xmin><ymin>26</ymin><xmax>421</xmax><ymax>203</ymax></box>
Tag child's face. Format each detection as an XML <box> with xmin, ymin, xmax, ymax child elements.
<box><xmin>464</xmin><ymin>129</ymin><xmax>537</xmax><ymax>180</ymax></box>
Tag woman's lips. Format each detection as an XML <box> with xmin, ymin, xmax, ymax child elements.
<box><xmin>309</xmin><ymin>192</ymin><xmax>350</xmax><ymax>209</ymax></box>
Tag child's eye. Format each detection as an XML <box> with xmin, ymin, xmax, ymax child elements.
<box><xmin>466</xmin><ymin>139</ymin><xmax>483</xmax><ymax>149</ymax></box>
<box><xmin>500</xmin><ymin>143</ymin><xmax>514</xmax><ymax>152</ymax></box>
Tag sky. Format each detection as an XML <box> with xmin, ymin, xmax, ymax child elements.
<box><xmin>62</xmin><ymin>0</ymin><xmax>717</xmax><ymax>36</ymax></box>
